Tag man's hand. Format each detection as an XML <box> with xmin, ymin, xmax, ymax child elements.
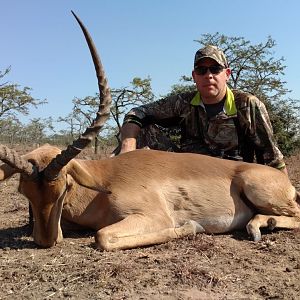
<box><xmin>120</xmin><ymin>137</ymin><xmax>137</xmax><ymax>154</ymax></box>
<box><xmin>281</xmin><ymin>166</ymin><xmax>289</xmax><ymax>176</ymax></box>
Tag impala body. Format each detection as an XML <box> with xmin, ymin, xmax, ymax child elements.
<box><xmin>1</xmin><ymin>144</ymin><xmax>300</xmax><ymax>250</ymax></box>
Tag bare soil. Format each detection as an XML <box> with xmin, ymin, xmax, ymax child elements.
<box><xmin>1</xmin><ymin>149</ymin><xmax>300</xmax><ymax>300</ymax></box>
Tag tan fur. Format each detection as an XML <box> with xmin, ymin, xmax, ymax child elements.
<box><xmin>1</xmin><ymin>144</ymin><xmax>300</xmax><ymax>250</ymax></box>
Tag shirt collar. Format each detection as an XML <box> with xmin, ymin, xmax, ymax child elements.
<box><xmin>190</xmin><ymin>87</ymin><xmax>237</xmax><ymax>116</ymax></box>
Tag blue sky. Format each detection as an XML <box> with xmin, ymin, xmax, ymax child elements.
<box><xmin>1</xmin><ymin>0</ymin><xmax>300</xmax><ymax>129</ymax></box>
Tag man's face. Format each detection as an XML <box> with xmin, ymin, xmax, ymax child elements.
<box><xmin>192</xmin><ymin>58</ymin><xmax>231</xmax><ymax>103</ymax></box>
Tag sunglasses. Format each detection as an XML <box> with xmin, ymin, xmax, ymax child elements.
<box><xmin>194</xmin><ymin>65</ymin><xmax>224</xmax><ymax>75</ymax></box>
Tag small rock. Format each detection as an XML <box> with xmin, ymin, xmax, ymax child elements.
<box><xmin>285</xmin><ymin>267</ymin><xmax>293</xmax><ymax>272</ymax></box>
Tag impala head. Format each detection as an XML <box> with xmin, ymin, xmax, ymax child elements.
<box><xmin>19</xmin><ymin>146</ymin><xmax>65</xmax><ymax>247</ymax></box>
<box><xmin>0</xmin><ymin>11</ymin><xmax>111</xmax><ymax>248</ymax></box>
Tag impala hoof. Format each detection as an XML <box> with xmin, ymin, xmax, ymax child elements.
<box><xmin>246</xmin><ymin>223</ymin><xmax>261</xmax><ymax>242</ymax></box>
<box><xmin>251</xmin><ymin>232</ymin><xmax>262</xmax><ymax>242</ymax></box>
<box><xmin>267</xmin><ymin>217</ymin><xmax>277</xmax><ymax>231</ymax></box>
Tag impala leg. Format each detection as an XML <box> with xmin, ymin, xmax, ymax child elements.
<box><xmin>95</xmin><ymin>216</ymin><xmax>204</xmax><ymax>251</ymax></box>
<box><xmin>247</xmin><ymin>214</ymin><xmax>300</xmax><ymax>242</ymax></box>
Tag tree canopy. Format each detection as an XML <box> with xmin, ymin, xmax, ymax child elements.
<box><xmin>0</xmin><ymin>67</ymin><xmax>46</xmax><ymax>121</ymax></box>
<box><xmin>58</xmin><ymin>77</ymin><xmax>154</xmax><ymax>153</ymax></box>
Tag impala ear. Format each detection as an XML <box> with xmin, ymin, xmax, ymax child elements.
<box><xmin>66</xmin><ymin>160</ymin><xmax>110</xmax><ymax>194</ymax></box>
<box><xmin>0</xmin><ymin>163</ymin><xmax>18</xmax><ymax>181</ymax></box>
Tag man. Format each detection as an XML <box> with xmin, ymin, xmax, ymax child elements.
<box><xmin>119</xmin><ymin>45</ymin><xmax>287</xmax><ymax>174</ymax></box>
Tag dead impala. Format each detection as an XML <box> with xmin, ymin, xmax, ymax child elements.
<box><xmin>1</xmin><ymin>12</ymin><xmax>300</xmax><ymax>251</ymax></box>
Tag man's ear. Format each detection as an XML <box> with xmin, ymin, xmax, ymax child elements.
<box><xmin>192</xmin><ymin>70</ymin><xmax>196</xmax><ymax>82</ymax></box>
<box><xmin>225</xmin><ymin>68</ymin><xmax>231</xmax><ymax>79</ymax></box>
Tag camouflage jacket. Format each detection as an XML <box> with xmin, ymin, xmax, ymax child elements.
<box><xmin>123</xmin><ymin>87</ymin><xmax>285</xmax><ymax>169</ymax></box>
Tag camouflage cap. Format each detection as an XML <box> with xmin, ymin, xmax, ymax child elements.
<box><xmin>194</xmin><ymin>45</ymin><xmax>228</xmax><ymax>68</ymax></box>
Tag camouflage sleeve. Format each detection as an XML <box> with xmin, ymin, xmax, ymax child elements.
<box><xmin>123</xmin><ymin>92</ymin><xmax>192</xmax><ymax>128</ymax></box>
<box><xmin>246</xmin><ymin>96</ymin><xmax>285</xmax><ymax>170</ymax></box>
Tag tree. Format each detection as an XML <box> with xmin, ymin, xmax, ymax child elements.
<box><xmin>63</xmin><ymin>95</ymin><xmax>114</xmax><ymax>154</ymax></box>
<box><xmin>0</xmin><ymin>116</ymin><xmax>54</xmax><ymax>146</ymax></box>
<box><xmin>57</xmin><ymin>112</ymin><xmax>83</xmax><ymax>142</ymax></box>
<box><xmin>268</xmin><ymin>98</ymin><xmax>300</xmax><ymax>154</ymax></box>
<box><xmin>110</xmin><ymin>77</ymin><xmax>154</xmax><ymax>143</ymax></box>
<box><xmin>60</xmin><ymin>77</ymin><xmax>154</xmax><ymax>153</ymax></box>
<box><xmin>0</xmin><ymin>67</ymin><xmax>47</xmax><ymax>122</ymax></box>
<box><xmin>0</xmin><ymin>117</ymin><xmax>23</xmax><ymax>146</ymax></box>
<box><xmin>167</xmin><ymin>33</ymin><xmax>300</xmax><ymax>155</ymax></box>
<box><xmin>20</xmin><ymin>117</ymin><xmax>54</xmax><ymax>145</ymax></box>
<box><xmin>0</xmin><ymin>67</ymin><xmax>48</xmax><ymax>145</ymax></box>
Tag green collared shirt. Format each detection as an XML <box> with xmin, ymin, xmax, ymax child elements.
<box><xmin>190</xmin><ymin>87</ymin><xmax>237</xmax><ymax>116</ymax></box>
<box><xmin>123</xmin><ymin>87</ymin><xmax>285</xmax><ymax>169</ymax></box>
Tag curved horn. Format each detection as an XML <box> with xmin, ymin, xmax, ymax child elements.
<box><xmin>44</xmin><ymin>11</ymin><xmax>112</xmax><ymax>180</ymax></box>
<box><xmin>0</xmin><ymin>145</ymin><xmax>38</xmax><ymax>178</ymax></box>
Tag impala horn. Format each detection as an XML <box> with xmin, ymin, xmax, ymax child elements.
<box><xmin>44</xmin><ymin>11</ymin><xmax>112</xmax><ymax>180</ymax></box>
<box><xmin>0</xmin><ymin>145</ymin><xmax>38</xmax><ymax>178</ymax></box>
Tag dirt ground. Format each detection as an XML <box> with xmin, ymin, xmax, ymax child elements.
<box><xmin>1</xmin><ymin>149</ymin><xmax>300</xmax><ymax>300</ymax></box>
